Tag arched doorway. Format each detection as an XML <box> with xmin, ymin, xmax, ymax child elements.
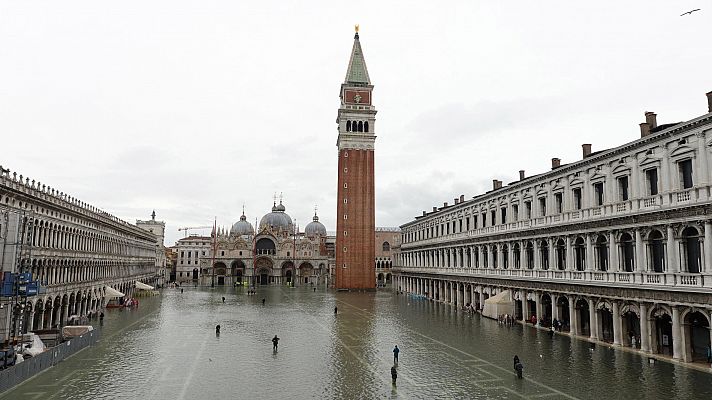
<box><xmin>255</xmin><ymin>258</ymin><xmax>273</xmax><ymax>285</ymax></box>
<box><xmin>299</xmin><ymin>262</ymin><xmax>314</xmax><ymax>285</ymax></box>
<box><xmin>541</xmin><ymin>294</ymin><xmax>552</xmax><ymax>326</ymax></box>
<box><xmin>557</xmin><ymin>296</ymin><xmax>570</xmax><ymax>331</ymax></box>
<box><xmin>214</xmin><ymin>262</ymin><xmax>227</xmax><ymax>286</ymax></box>
<box><xmin>651</xmin><ymin>307</ymin><xmax>673</xmax><ymax>356</ymax></box>
<box><xmin>683</xmin><ymin>310</ymin><xmax>710</xmax><ymax>362</ymax></box>
<box><xmin>576</xmin><ymin>299</ymin><xmax>590</xmax><ymax>336</ymax></box>
<box><xmin>231</xmin><ymin>260</ymin><xmax>245</xmax><ymax>286</ymax></box>
<box><xmin>257</xmin><ymin>268</ymin><xmax>270</xmax><ymax>285</ymax></box>
<box><xmin>285</xmin><ymin>269</ymin><xmax>292</xmax><ymax>285</ymax></box>
<box><xmin>621</xmin><ymin>305</ymin><xmax>641</xmax><ymax>348</ymax></box>
<box><xmin>192</xmin><ymin>268</ymin><xmax>199</xmax><ymax>280</ymax></box>
<box><xmin>597</xmin><ymin>301</ymin><xmax>614</xmax><ymax>343</ymax></box>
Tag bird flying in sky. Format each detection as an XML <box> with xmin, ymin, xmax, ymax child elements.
<box><xmin>680</xmin><ymin>9</ymin><xmax>701</xmax><ymax>16</ymax></box>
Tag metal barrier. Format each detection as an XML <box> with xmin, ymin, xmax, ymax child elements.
<box><xmin>0</xmin><ymin>329</ymin><xmax>101</xmax><ymax>393</ymax></box>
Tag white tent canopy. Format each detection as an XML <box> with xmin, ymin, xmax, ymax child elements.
<box><xmin>135</xmin><ymin>281</ymin><xmax>155</xmax><ymax>290</ymax></box>
<box><xmin>482</xmin><ymin>290</ymin><xmax>514</xmax><ymax>320</ymax></box>
<box><xmin>104</xmin><ymin>286</ymin><xmax>125</xmax><ymax>298</ymax></box>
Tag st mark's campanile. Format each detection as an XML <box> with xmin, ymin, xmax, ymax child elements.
<box><xmin>335</xmin><ymin>27</ymin><xmax>377</xmax><ymax>290</ymax></box>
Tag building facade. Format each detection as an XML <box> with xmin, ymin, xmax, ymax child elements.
<box><xmin>174</xmin><ymin>235</ymin><xmax>212</xmax><ymax>283</ymax></box>
<box><xmin>375</xmin><ymin>227</ymin><xmax>400</xmax><ymax>286</ymax></box>
<box><xmin>394</xmin><ymin>92</ymin><xmax>712</xmax><ymax>366</ymax></box>
<box><xmin>0</xmin><ymin>166</ymin><xmax>158</xmax><ymax>341</ymax></box>
<box><xmin>335</xmin><ymin>28</ymin><xmax>377</xmax><ymax>290</ymax></box>
<box><xmin>136</xmin><ymin>210</ymin><xmax>168</xmax><ymax>286</ymax></box>
<box><xmin>192</xmin><ymin>201</ymin><xmax>331</xmax><ymax>287</ymax></box>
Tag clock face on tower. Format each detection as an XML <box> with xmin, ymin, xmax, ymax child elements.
<box><xmin>344</xmin><ymin>90</ymin><xmax>371</xmax><ymax>105</ymax></box>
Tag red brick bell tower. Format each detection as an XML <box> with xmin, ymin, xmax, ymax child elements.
<box><xmin>335</xmin><ymin>26</ymin><xmax>377</xmax><ymax>290</ymax></box>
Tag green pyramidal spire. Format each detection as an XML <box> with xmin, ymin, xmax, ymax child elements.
<box><xmin>344</xmin><ymin>31</ymin><xmax>371</xmax><ymax>85</ymax></box>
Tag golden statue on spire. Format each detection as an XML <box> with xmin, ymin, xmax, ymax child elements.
<box><xmin>355</xmin><ymin>24</ymin><xmax>359</xmax><ymax>33</ymax></box>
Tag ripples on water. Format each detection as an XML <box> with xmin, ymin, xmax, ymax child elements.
<box><xmin>2</xmin><ymin>287</ymin><xmax>711</xmax><ymax>400</ymax></box>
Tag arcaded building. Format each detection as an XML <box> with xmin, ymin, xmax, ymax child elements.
<box><xmin>375</xmin><ymin>227</ymin><xmax>400</xmax><ymax>286</ymax></box>
<box><xmin>0</xmin><ymin>166</ymin><xmax>158</xmax><ymax>341</ymax></box>
<box><xmin>395</xmin><ymin>91</ymin><xmax>712</xmax><ymax>366</ymax></box>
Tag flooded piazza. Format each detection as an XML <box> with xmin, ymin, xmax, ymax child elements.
<box><xmin>2</xmin><ymin>287</ymin><xmax>712</xmax><ymax>400</ymax></box>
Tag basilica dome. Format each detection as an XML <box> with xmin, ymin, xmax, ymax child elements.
<box><xmin>305</xmin><ymin>213</ymin><xmax>327</xmax><ymax>237</ymax></box>
<box><xmin>230</xmin><ymin>213</ymin><xmax>254</xmax><ymax>236</ymax></box>
<box><xmin>260</xmin><ymin>201</ymin><xmax>293</xmax><ymax>231</ymax></box>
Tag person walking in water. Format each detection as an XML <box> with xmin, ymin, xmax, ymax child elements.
<box><xmin>334</xmin><ymin>306</ymin><xmax>338</xmax><ymax>315</ymax></box>
<box><xmin>222</xmin><ymin>296</ymin><xmax>225</xmax><ymax>303</ymax></box>
<box><xmin>393</xmin><ymin>345</ymin><xmax>400</xmax><ymax>364</ymax></box>
<box><xmin>391</xmin><ymin>366</ymin><xmax>398</xmax><ymax>385</ymax></box>
<box><xmin>513</xmin><ymin>355</ymin><xmax>520</xmax><ymax>370</ymax></box>
<box><xmin>515</xmin><ymin>360</ymin><xmax>523</xmax><ymax>379</ymax></box>
<box><xmin>272</xmin><ymin>335</ymin><xmax>280</xmax><ymax>351</ymax></box>
<box><xmin>262</xmin><ymin>298</ymin><xmax>266</xmax><ymax>305</ymax></box>
<box><xmin>215</xmin><ymin>324</ymin><xmax>221</xmax><ymax>336</ymax></box>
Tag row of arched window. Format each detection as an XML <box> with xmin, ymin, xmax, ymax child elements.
<box><xmin>346</xmin><ymin>120</ymin><xmax>369</xmax><ymax>133</ymax></box>
<box><xmin>401</xmin><ymin>225</ymin><xmax>705</xmax><ymax>274</ymax></box>
<box><xmin>23</xmin><ymin>258</ymin><xmax>154</xmax><ymax>286</ymax></box>
<box><xmin>25</xmin><ymin>217</ymin><xmax>154</xmax><ymax>257</ymax></box>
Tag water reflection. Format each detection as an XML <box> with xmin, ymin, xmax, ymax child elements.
<box><xmin>0</xmin><ymin>287</ymin><xmax>710</xmax><ymax>400</ymax></box>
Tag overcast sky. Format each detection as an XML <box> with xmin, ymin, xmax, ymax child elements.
<box><xmin>1</xmin><ymin>1</ymin><xmax>710</xmax><ymax>246</ymax></box>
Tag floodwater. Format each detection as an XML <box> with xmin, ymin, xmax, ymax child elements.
<box><xmin>2</xmin><ymin>286</ymin><xmax>711</xmax><ymax>399</ymax></box>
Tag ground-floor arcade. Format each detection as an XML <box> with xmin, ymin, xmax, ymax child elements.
<box><xmin>394</xmin><ymin>273</ymin><xmax>712</xmax><ymax>366</ymax></box>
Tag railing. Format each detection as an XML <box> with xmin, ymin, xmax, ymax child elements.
<box><xmin>402</xmin><ymin>184</ymin><xmax>711</xmax><ymax>249</ymax></box>
<box><xmin>393</xmin><ymin>266</ymin><xmax>711</xmax><ymax>290</ymax></box>
<box><xmin>643</xmin><ymin>196</ymin><xmax>658</xmax><ymax>208</ymax></box>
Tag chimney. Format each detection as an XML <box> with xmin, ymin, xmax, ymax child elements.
<box><xmin>519</xmin><ymin>170</ymin><xmax>525</xmax><ymax>180</ymax></box>
<box><xmin>422</xmin><ymin>211</ymin><xmax>427</xmax><ymax>216</ymax></box>
<box><xmin>582</xmin><ymin>144</ymin><xmax>592</xmax><ymax>158</ymax></box>
<box><xmin>551</xmin><ymin>158</ymin><xmax>561</xmax><ymax>169</ymax></box>
<box><xmin>454</xmin><ymin>198</ymin><xmax>459</xmax><ymax>205</ymax></box>
<box><xmin>443</xmin><ymin>202</ymin><xmax>448</xmax><ymax>207</ymax></box>
<box><xmin>645</xmin><ymin>112</ymin><xmax>657</xmax><ymax>129</ymax></box>
<box><xmin>460</xmin><ymin>194</ymin><xmax>465</xmax><ymax>202</ymax></box>
<box><xmin>639</xmin><ymin>122</ymin><xmax>650</xmax><ymax>138</ymax></box>
<box><xmin>492</xmin><ymin>180</ymin><xmax>502</xmax><ymax>190</ymax></box>
<box><xmin>433</xmin><ymin>206</ymin><xmax>437</xmax><ymax>212</ymax></box>
<box><xmin>707</xmin><ymin>91</ymin><xmax>712</xmax><ymax>113</ymax></box>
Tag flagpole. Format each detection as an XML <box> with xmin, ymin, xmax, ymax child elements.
<box><xmin>211</xmin><ymin>217</ymin><xmax>216</xmax><ymax>288</ymax></box>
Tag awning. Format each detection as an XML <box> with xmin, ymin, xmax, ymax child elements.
<box><xmin>482</xmin><ymin>290</ymin><xmax>514</xmax><ymax>320</ymax></box>
<box><xmin>104</xmin><ymin>286</ymin><xmax>125</xmax><ymax>298</ymax></box>
<box><xmin>135</xmin><ymin>281</ymin><xmax>155</xmax><ymax>290</ymax></box>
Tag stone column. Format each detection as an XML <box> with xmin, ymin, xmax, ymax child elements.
<box><xmin>696</xmin><ymin>131</ymin><xmax>709</xmax><ymax>188</ymax></box>
<box><xmin>61</xmin><ymin>302</ymin><xmax>69</xmax><ymax>327</ymax></box>
<box><xmin>609</xmin><ymin>231</ymin><xmax>618</xmax><ymax>272</ymax></box>
<box><xmin>522</xmin><ymin>290</ymin><xmax>530</xmax><ymax>322</ymax></box>
<box><xmin>551</xmin><ymin>294</ymin><xmax>559</xmax><ymax>321</ymax></box>
<box><xmin>672</xmin><ymin>306</ymin><xmax>683</xmax><ymax>360</ymax></box>
<box><xmin>588</xmin><ymin>298</ymin><xmax>598</xmax><ymax>340</ymax></box>
<box><xmin>533</xmin><ymin>240</ymin><xmax>541</xmax><ymax>270</ymax></box>
<box><xmin>38</xmin><ymin>308</ymin><xmax>45</xmax><ymax>330</ymax></box>
<box><xmin>704</xmin><ymin>221</ymin><xmax>712</xmax><ymax>273</ymax></box>
<box><xmin>635</xmin><ymin>229</ymin><xmax>645</xmax><ymax>272</ymax></box>
<box><xmin>548</xmin><ymin>238</ymin><xmax>555</xmax><ymax>271</ymax></box>
<box><xmin>667</xmin><ymin>225</ymin><xmax>678</xmax><ymax>273</ymax></box>
<box><xmin>569</xmin><ymin>297</ymin><xmax>577</xmax><ymax>336</ymax></box>
<box><xmin>478</xmin><ymin>246</ymin><xmax>484</xmax><ymax>269</ymax></box>
<box><xmin>586</xmin><ymin>235</ymin><xmax>594</xmax><ymax>271</ymax></box>
<box><xmin>612</xmin><ymin>301</ymin><xmax>622</xmax><ymax>345</ymax></box>
<box><xmin>640</xmin><ymin>303</ymin><xmax>650</xmax><ymax>352</ymax></box>
<box><xmin>27</xmin><ymin>310</ymin><xmax>35</xmax><ymax>332</ymax></box>
<box><xmin>566</xmin><ymin>236</ymin><xmax>573</xmax><ymax>271</ymax></box>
